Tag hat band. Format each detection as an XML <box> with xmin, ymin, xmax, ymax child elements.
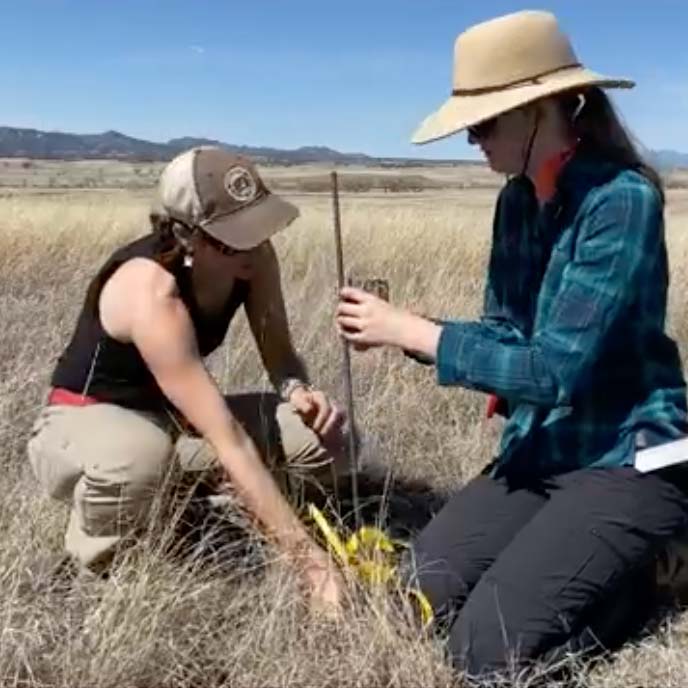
<box><xmin>451</xmin><ymin>62</ymin><xmax>582</xmax><ymax>96</ymax></box>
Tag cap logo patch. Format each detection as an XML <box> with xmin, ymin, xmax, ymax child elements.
<box><xmin>223</xmin><ymin>165</ymin><xmax>257</xmax><ymax>203</ymax></box>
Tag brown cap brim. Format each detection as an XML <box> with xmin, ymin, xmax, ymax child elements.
<box><xmin>200</xmin><ymin>193</ymin><xmax>299</xmax><ymax>250</ymax></box>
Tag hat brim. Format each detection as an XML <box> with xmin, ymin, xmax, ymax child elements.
<box><xmin>200</xmin><ymin>193</ymin><xmax>299</xmax><ymax>250</ymax></box>
<box><xmin>411</xmin><ymin>68</ymin><xmax>634</xmax><ymax>145</ymax></box>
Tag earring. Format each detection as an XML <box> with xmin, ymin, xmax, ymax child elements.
<box><xmin>572</xmin><ymin>93</ymin><xmax>586</xmax><ymax>122</ymax></box>
<box><xmin>183</xmin><ymin>253</ymin><xmax>194</xmax><ymax>268</ymax></box>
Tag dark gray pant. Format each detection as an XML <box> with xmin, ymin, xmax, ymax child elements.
<box><xmin>406</xmin><ymin>465</ymin><xmax>688</xmax><ymax>680</ymax></box>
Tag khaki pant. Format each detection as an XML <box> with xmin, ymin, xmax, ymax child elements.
<box><xmin>27</xmin><ymin>393</ymin><xmax>345</xmax><ymax>570</ymax></box>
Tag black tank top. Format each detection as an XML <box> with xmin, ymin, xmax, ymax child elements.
<box><xmin>51</xmin><ymin>232</ymin><xmax>249</xmax><ymax>414</ymax></box>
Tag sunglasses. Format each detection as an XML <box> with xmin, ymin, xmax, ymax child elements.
<box><xmin>467</xmin><ymin>116</ymin><xmax>499</xmax><ymax>141</ymax></box>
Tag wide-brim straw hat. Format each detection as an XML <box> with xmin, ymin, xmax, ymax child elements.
<box><xmin>412</xmin><ymin>10</ymin><xmax>634</xmax><ymax>145</ymax></box>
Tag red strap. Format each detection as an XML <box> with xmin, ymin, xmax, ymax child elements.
<box><xmin>486</xmin><ymin>394</ymin><xmax>509</xmax><ymax>419</ymax></box>
<box><xmin>486</xmin><ymin>394</ymin><xmax>499</xmax><ymax>419</ymax></box>
<box><xmin>47</xmin><ymin>387</ymin><xmax>100</xmax><ymax>407</ymax></box>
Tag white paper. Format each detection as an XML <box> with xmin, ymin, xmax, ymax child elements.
<box><xmin>634</xmin><ymin>437</ymin><xmax>688</xmax><ymax>474</ymax></box>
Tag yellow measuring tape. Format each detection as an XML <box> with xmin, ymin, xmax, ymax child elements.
<box><xmin>308</xmin><ymin>504</ymin><xmax>434</xmax><ymax>627</ymax></box>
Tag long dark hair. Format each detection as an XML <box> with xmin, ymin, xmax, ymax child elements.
<box><xmin>557</xmin><ymin>87</ymin><xmax>664</xmax><ymax>205</ymax></box>
<box><xmin>149</xmin><ymin>209</ymin><xmax>192</xmax><ymax>271</ymax></box>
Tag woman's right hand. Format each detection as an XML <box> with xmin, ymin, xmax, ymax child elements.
<box><xmin>300</xmin><ymin>546</ymin><xmax>347</xmax><ymax>618</ymax></box>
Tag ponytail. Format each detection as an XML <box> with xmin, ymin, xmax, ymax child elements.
<box><xmin>148</xmin><ymin>209</ymin><xmax>193</xmax><ymax>271</ymax></box>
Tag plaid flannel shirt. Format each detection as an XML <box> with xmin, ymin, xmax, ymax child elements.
<box><xmin>436</xmin><ymin>152</ymin><xmax>688</xmax><ymax>477</ymax></box>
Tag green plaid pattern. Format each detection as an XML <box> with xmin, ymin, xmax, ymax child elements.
<box><xmin>437</xmin><ymin>154</ymin><xmax>688</xmax><ymax>477</ymax></box>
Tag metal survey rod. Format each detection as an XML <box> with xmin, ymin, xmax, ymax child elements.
<box><xmin>331</xmin><ymin>171</ymin><xmax>360</xmax><ymax>527</ymax></box>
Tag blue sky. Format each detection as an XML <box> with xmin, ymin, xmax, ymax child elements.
<box><xmin>2</xmin><ymin>1</ymin><xmax>687</xmax><ymax>159</ymax></box>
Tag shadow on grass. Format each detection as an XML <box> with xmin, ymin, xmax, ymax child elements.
<box><xmin>168</xmin><ymin>463</ymin><xmax>449</xmax><ymax>571</ymax></box>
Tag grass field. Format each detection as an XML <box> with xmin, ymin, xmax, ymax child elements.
<box><xmin>2</xmin><ymin>160</ymin><xmax>688</xmax><ymax>686</ymax></box>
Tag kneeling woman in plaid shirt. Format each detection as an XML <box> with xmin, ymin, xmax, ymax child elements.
<box><xmin>336</xmin><ymin>10</ymin><xmax>688</xmax><ymax>680</ymax></box>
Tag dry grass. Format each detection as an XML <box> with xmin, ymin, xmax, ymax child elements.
<box><xmin>2</xmin><ymin>173</ymin><xmax>688</xmax><ymax>687</ymax></box>
<box><xmin>0</xmin><ymin>157</ymin><xmax>501</xmax><ymax>194</ymax></box>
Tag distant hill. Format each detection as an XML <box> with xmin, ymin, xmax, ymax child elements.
<box><xmin>0</xmin><ymin>126</ymin><xmax>462</xmax><ymax>166</ymax></box>
<box><xmin>0</xmin><ymin>127</ymin><xmax>420</xmax><ymax>166</ymax></box>
<box><xmin>0</xmin><ymin>128</ymin><xmax>172</xmax><ymax>161</ymax></box>
<box><xmin>0</xmin><ymin>125</ymin><xmax>686</xmax><ymax>168</ymax></box>
<box><xmin>649</xmin><ymin>149</ymin><xmax>688</xmax><ymax>170</ymax></box>
<box><xmin>166</xmin><ymin>137</ymin><xmax>373</xmax><ymax>165</ymax></box>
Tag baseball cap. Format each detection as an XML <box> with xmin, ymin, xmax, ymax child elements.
<box><xmin>158</xmin><ymin>146</ymin><xmax>299</xmax><ymax>250</ymax></box>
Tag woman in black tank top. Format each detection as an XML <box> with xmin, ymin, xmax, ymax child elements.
<box><xmin>51</xmin><ymin>225</ymin><xmax>252</xmax><ymax>414</ymax></box>
<box><xmin>28</xmin><ymin>147</ymin><xmax>347</xmax><ymax>613</ymax></box>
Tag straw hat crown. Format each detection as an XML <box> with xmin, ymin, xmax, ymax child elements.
<box><xmin>412</xmin><ymin>10</ymin><xmax>634</xmax><ymax>144</ymax></box>
<box><xmin>453</xmin><ymin>11</ymin><xmax>578</xmax><ymax>92</ymax></box>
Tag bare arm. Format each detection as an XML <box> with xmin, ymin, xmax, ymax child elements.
<box><xmin>245</xmin><ymin>243</ymin><xmax>344</xmax><ymax>437</ymax></box>
<box><xmin>99</xmin><ymin>259</ymin><xmax>326</xmax><ymax>560</ymax></box>
<box><xmin>245</xmin><ymin>241</ymin><xmax>308</xmax><ymax>391</ymax></box>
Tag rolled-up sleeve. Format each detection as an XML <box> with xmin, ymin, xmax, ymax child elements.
<box><xmin>436</xmin><ymin>180</ymin><xmax>662</xmax><ymax>407</ymax></box>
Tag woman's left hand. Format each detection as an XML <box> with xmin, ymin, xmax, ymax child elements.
<box><xmin>335</xmin><ymin>286</ymin><xmax>423</xmax><ymax>350</ymax></box>
<box><xmin>289</xmin><ymin>386</ymin><xmax>344</xmax><ymax>439</ymax></box>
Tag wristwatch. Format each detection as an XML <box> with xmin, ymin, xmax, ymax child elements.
<box><xmin>279</xmin><ymin>377</ymin><xmax>311</xmax><ymax>402</ymax></box>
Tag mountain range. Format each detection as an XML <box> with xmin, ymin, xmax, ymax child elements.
<box><xmin>0</xmin><ymin>127</ymin><xmax>408</xmax><ymax>166</ymax></box>
<box><xmin>0</xmin><ymin>126</ymin><xmax>686</xmax><ymax>168</ymax></box>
